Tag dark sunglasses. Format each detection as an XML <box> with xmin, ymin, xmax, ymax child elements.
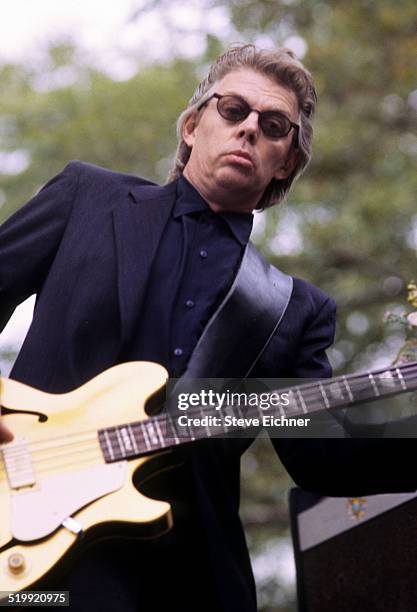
<box><xmin>198</xmin><ymin>93</ymin><xmax>299</xmax><ymax>143</ymax></box>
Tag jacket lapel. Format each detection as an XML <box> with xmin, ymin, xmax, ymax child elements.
<box><xmin>112</xmin><ymin>180</ymin><xmax>177</xmax><ymax>348</ymax></box>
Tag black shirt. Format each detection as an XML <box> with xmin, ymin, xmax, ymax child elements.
<box><xmin>133</xmin><ymin>175</ymin><xmax>253</xmax><ymax>376</ymax></box>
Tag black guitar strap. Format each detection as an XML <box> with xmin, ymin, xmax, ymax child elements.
<box><xmin>183</xmin><ymin>242</ymin><xmax>293</xmax><ymax>379</ymax></box>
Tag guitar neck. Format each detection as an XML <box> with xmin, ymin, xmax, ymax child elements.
<box><xmin>98</xmin><ymin>360</ymin><xmax>417</xmax><ymax>462</ymax></box>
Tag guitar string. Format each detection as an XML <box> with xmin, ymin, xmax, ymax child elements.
<box><xmin>2</xmin><ymin>440</ymin><xmax>102</xmax><ymax>465</ymax></box>
<box><xmin>0</xmin><ymin>432</ymin><xmax>127</xmax><ymax>480</ymax></box>
<box><xmin>3</xmin><ymin>358</ymin><xmax>416</xmax><ymax>468</ymax></box>
<box><xmin>0</xmin><ymin>439</ymin><xmax>103</xmax><ymax>480</ymax></box>
<box><xmin>0</xmin><ymin>395</ymin><xmax>412</xmax><ymax>483</ymax></box>
<box><xmin>6</xmin><ymin>357</ymin><xmax>417</xmax><ymax>451</ymax></box>
<box><xmin>0</xmin><ymin>411</ymin><xmax>176</xmax><ymax>476</ymax></box>
<box><xmin>0</xmin><ymin>418</ymin><xmax>169</xmax><ymax>476</ymax></box>
<box><xmin>0</xmin><ymin>407</ymin><xmax>202</xmax><ymax>479</ymax></box>
<box><xmin>5</xmin><ymin>359</ymin><xmax>417</xmax><ymax>457</ymax></box>
<box><xmin>2</xmin><ymin>362</ymin><xmax>417</xmax><ymax>476</ymax></box>
<box><xmin>3</xmin><ymin>362</ymin><xmax>417</xmax><ymax>471</ymax></box>
<box><xmin>65</xmin><ymin>362</ymin><xmax>417</xmax><ymax>456</ymax></box>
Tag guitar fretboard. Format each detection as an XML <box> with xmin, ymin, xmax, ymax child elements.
<box><xmin>98</xmin><ymin>361</ymin><xmax>417</xmax><ymax>462</ymax></box>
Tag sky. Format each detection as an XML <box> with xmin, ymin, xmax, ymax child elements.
<box><xmin>0</xmin><ymin>1</ymin><xmax>304</xmax><ymax>77</ymax></box>
<box><xmin>0</xmin><ymin>0</ymin><xmax>234</xmax><ymax>79</ymax></box>
<box><xmin>0</xmin><ymin>0</ymin><xmax>136</xmax><ymax>61</ymax></box>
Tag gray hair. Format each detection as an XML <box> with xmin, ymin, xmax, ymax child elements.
<box><xmin>167</xmin><ymin>43</ymin><xmax>317</xmax><ymax>209</ymax></box>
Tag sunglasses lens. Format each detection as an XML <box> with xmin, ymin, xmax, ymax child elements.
<box><xmin>260</xmin><ymin>112</ymin><xmax>291</xmax><ymax>139</ymax></box>
<box><xmin>217</xmin><ymin>96</ymin><xmax>249</xmax><ymax>122</ymax></box>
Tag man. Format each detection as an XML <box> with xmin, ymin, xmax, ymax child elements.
<box><xmin>0</xmin><ymin>44</ymin><xmax>415</xmax><ymax>611</ymax></box>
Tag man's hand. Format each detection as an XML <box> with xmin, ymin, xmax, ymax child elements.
<box><xmin>0</xmin><ymin>419</ymin><xmax>13</xmax><ymax>443</ymax></box>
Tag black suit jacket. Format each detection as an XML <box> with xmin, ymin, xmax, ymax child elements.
<box><xmin>1</xmin><ymin>160</ymin><xmax>336</xmax><ymax>388</ymax></box>
<box><xmin>1</xmin><ymin>160</ymin><xmax>416</xmax><ymax>611</ymax></box>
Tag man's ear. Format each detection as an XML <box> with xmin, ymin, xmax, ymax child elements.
<box><xmin>183</xmin><ymin>113</ymin><xmax>199</xmax><ymax>148</ymax></box>
<box><xmin>274</xmin><ymin>148</ymin><xmax>299</xmax><ymax>180</ymax></box>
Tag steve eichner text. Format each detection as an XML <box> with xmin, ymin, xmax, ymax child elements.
<box><xmin>177</xmin><ymin>390</ymin><xmax>290</xmax><ymax>411</ymax></box>
<box><xmin>177</xmin><ymin>414</ymin><xmax>311</xmax><ymax>428</ymax></box>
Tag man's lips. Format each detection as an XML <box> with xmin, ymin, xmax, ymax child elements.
<box><xmin>225</xmin><ymin>150</ymin><xmax>254</xmax><ymax>168</ymax></box>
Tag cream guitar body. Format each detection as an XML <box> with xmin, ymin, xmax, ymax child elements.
<box><xmin>0</xmin><ymin>362</ymin><xmax>173</xmax><ymax>592</ymax></box>
<box><xmin>4</xmin><ymin>356</ymin><xmax>417</xmax><ymax>594</ymax></box>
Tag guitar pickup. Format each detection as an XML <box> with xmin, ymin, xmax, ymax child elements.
<box><xmin>2</xmin><ymin>439</ymin><xmax>36</xmax><ymax>489</ymax></box>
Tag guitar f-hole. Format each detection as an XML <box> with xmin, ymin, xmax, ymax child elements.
<box><xmin>0</xmin><ymin>406</ymin><xmax>48</xmax><ymax>422</ymax></box>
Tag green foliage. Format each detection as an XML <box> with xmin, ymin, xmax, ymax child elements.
<box><xmin>384</xmin><ymin>282</ymin><xmax>417</xmax><ymax>364</ymax></box>
<box><xmin>244</xmin><ymin>0</ymin><xmax>417</xmax><ymax>375</ymax></box>
<box><xmin>0</xmin><ymin>46</ymin><xmax>196</xmax><ymax>222</ymax></box>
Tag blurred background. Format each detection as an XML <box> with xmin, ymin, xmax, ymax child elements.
<box><xmin>1</xmin><ymin>1</ymin><xmax>416</xmax><ymax>609</ymax></box>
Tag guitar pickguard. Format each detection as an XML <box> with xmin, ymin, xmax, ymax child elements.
<box><xmin>10</xmin><ymin>462</ymin><xmax>127</xmax><ymax>542</ymax></box>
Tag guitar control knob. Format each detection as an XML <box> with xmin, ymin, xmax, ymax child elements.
<box><xmin>8</xmin><ymin>553</ymin><xmax>26</xmax><ymax>574</ymax></box>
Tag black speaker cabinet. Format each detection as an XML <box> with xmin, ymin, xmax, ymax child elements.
<box><xmin>289</xmin><ymin>488</ymin><xmax>417</xmax><ymax>612</ymax></box>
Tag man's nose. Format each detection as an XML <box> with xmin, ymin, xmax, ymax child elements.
<box><xmin>237</xmin><ymin>111</ymin><xmax>260</xmax><ymax>143</ymax></box>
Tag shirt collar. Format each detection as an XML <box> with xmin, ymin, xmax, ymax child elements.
<box><xmin>174</xmin><ymin>175</ymin><xmax>253</xmax><ymax>246</ymax></box>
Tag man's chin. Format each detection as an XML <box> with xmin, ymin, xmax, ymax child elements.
<box><xmin>216</xmin><ymin>168</ymin><xmax>258</xmax><ymax>192</ymax></box>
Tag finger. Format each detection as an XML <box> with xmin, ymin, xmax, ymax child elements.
<box><xmin>0</xmin><ymin>421</ymin><xmax>14</xmax><ymax>443</ymax></box>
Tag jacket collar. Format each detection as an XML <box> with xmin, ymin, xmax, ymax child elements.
<box><xmin>128</xmin><ymin>179</ymin><xmax>178</xmax><ymax>206</ymax></box>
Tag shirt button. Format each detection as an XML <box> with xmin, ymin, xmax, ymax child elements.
<box><xmin>199</xmin><ymin>249</ymin><xmax>208</xmax><ymax>259</ymax></box>
<box><xmin>185</xmin><ymin>300</ymin><xmax>195</xmax><ymax>309</ymax></box>
<box><xmin>173</xmin><ymin>348</ymin><xmax>183</xmax><ymax>357</ymax></box>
